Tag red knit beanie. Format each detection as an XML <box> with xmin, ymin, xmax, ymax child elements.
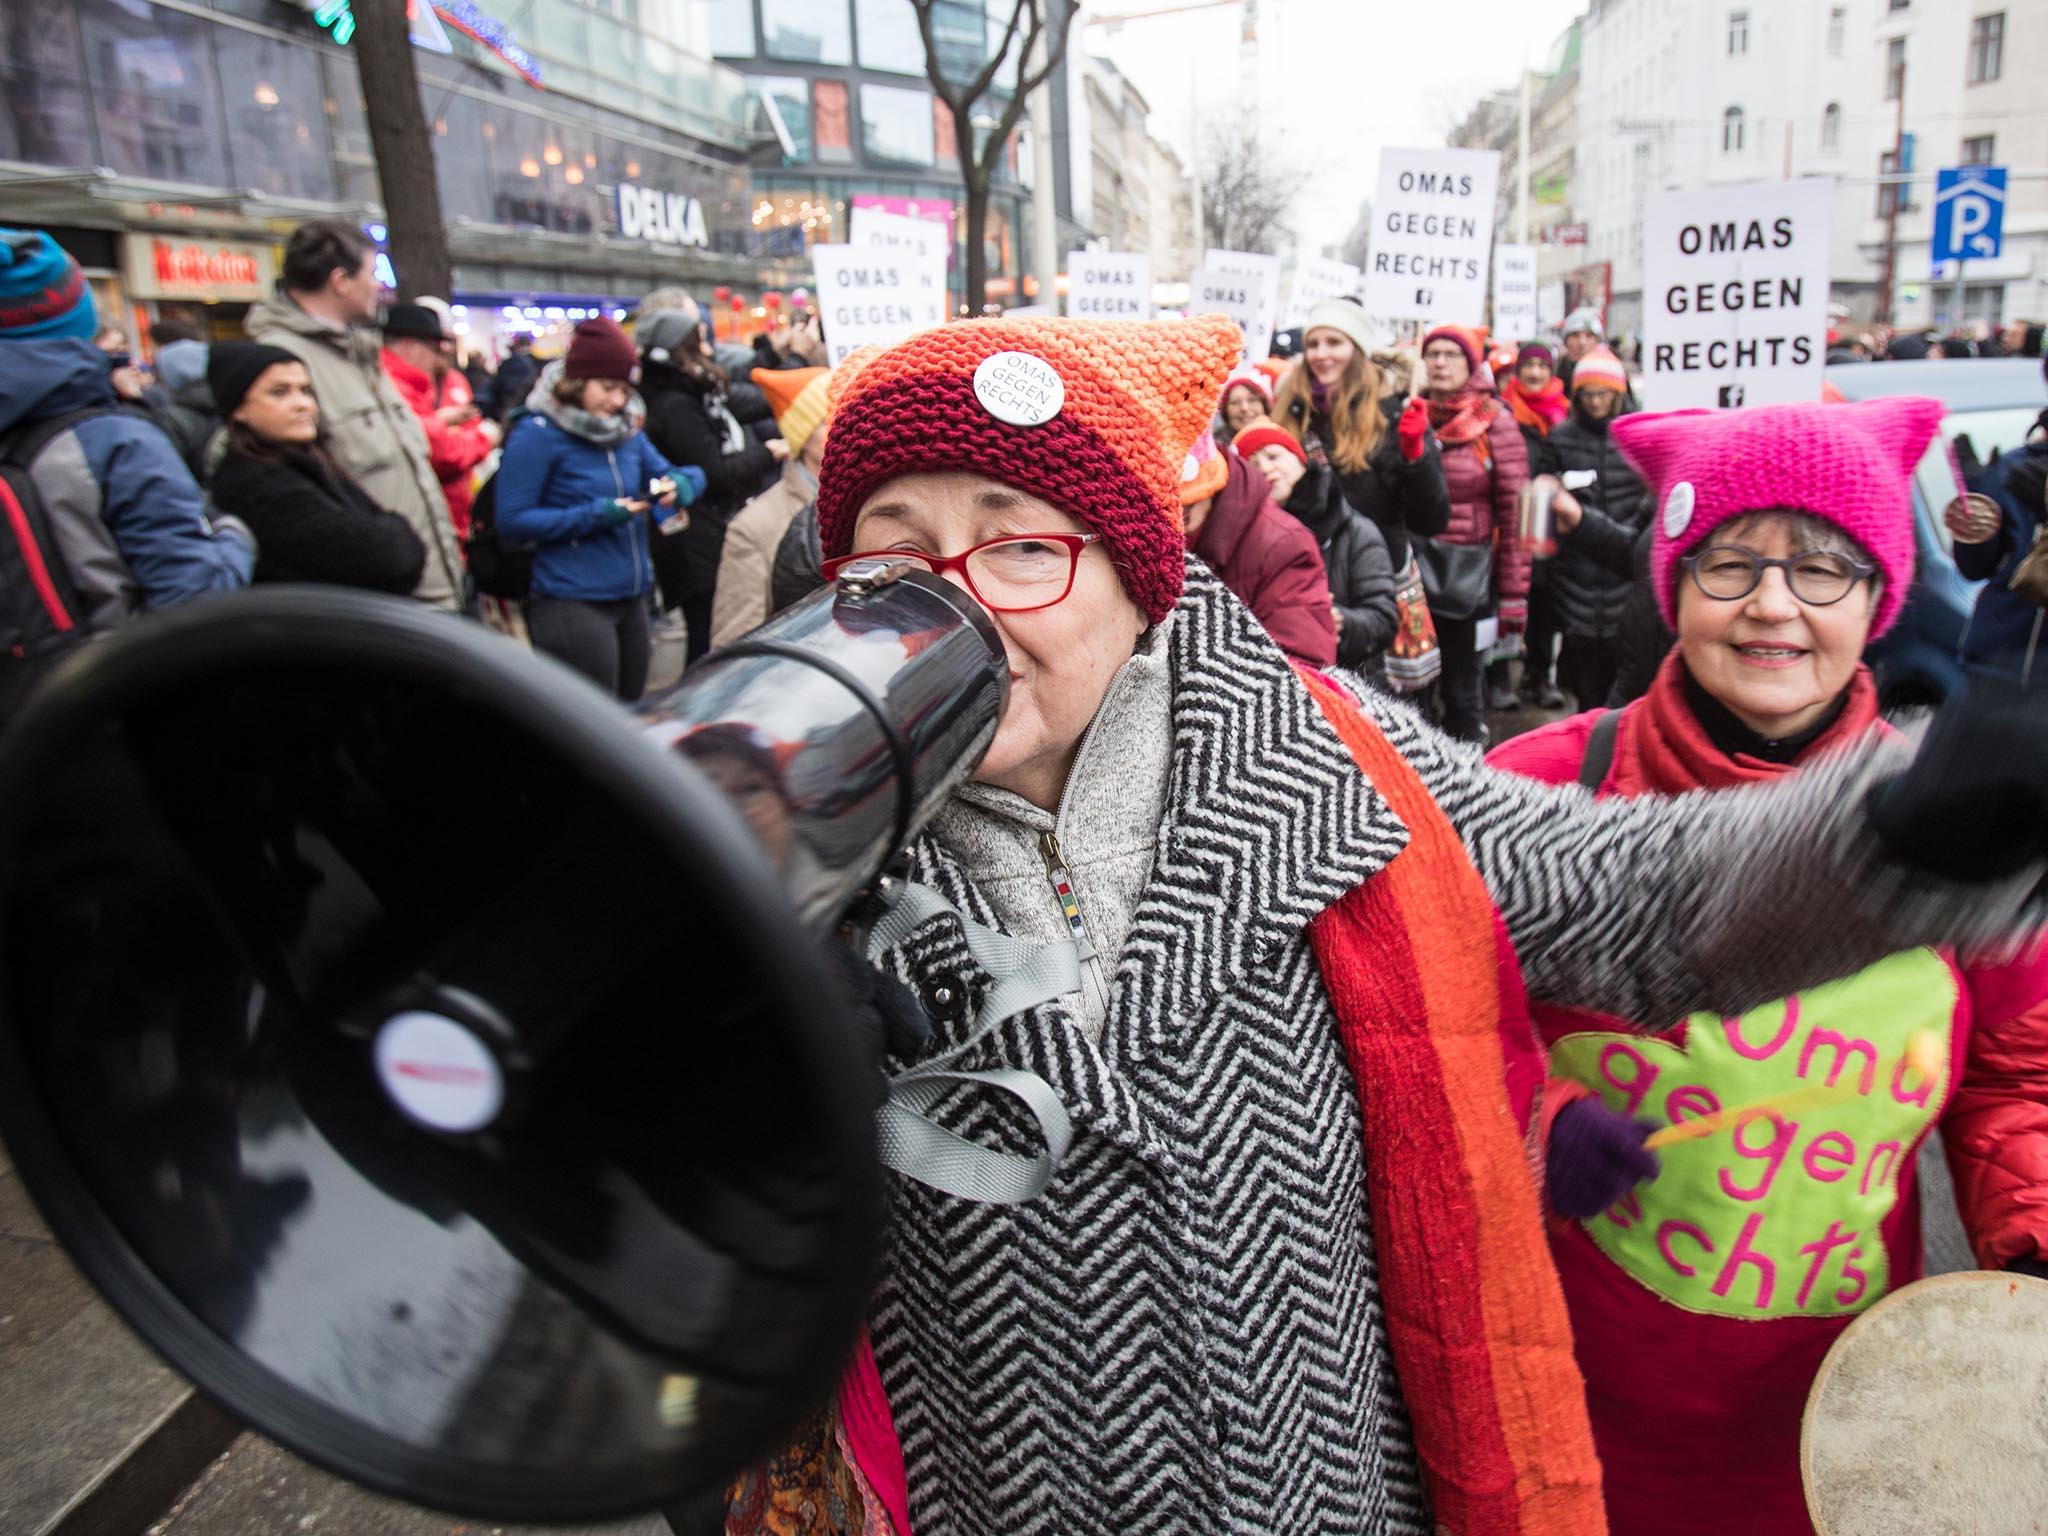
<box><xmin>1231</xmin><ymin>421</ymin><xmax>1306</xmax><ymax>466</ymax></box>
<box><xmin>563</xmin><ymin>316</ymin><xmax>639</xmax><ymax>382</ymax></box>
<box><xmin>817</xmin><ymin>315</ymin><xmax>1243</xmax><ymax>624</ymax></box>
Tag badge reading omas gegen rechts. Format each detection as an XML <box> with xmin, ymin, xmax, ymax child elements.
<box><xmin>973</xmin><ymin>350</ymin><xmax>1065</xmax><ymax>426</ymax></box>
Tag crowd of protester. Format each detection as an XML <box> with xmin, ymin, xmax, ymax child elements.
<box><xmin>4</xmin><ymin>212</ymin><xmax>2048</xmax><ymax>1536</ymax></box>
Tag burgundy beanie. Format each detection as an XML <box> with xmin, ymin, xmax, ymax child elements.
<box><xmin>1611</xmin><ymin>394</ymin><xmax>1944</xmax><ymax>639</ymax></box>
<box><xmin>816</xmin><ymin>315</ymin><xmax>1243</xmax><ymax>624</ymax></box>
<box><xmin>1421</xmin><ymin>324</ymin><xmax>1485</xmax><ymax>376</ymax></box>
<box><xmin>563</xmin><ymin>316</ymin><xmax>638</xmax><ymax>382</ymax></box>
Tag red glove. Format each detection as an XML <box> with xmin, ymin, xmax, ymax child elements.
<box><xmin>1398</xmin><ymin>395</ymin><xmax>1430</xmax><ymax>462</ymax></box>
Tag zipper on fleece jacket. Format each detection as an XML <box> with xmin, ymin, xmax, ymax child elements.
<box><xmin>1039</xmin><ymin>829</ymin><xmax>1110</xmax><ymax>1023</ymax></box>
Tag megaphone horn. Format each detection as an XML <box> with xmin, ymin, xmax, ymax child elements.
<box><xmin>0</xmin><ymin>570</ymin><xmax>1006</xmax><ymax>1521</ymax></box>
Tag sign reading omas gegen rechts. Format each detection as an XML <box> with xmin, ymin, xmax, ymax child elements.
<box><xmin>1362</xmin><ymin>147</ymin><xmax>1501</xmax><ymax>327</ymax></box>
<box><xmin>1642</xmin><ymin>178</ymin><xmax>1832</xmax><ymax>410</ymax></box>
<box><xmin>810</xmin><ymin>244</ymin><xmax>948</xmax><ymax>367</ymax></box>
<box><xmin>1067</xmin><ymin>252</ymin><xmax>1151</xmax><ymax>319</ymax></box>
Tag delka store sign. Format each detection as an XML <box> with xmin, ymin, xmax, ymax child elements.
<box><xmin>618</xmin><ymin>183</ymin><xmax>708</xmax><ymax>249</ymax></box>
<box><xmin>127</xmin><ymin>235</ymin><xmax>274</xmax><ymax>301</ymax></box>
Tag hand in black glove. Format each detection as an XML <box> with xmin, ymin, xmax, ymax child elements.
<box><xmin>825</xmin><ymin>943</ymin><xmax>931</xmax><ymax>1106</ymax></box>
<box><xmin>2008</xmin><ymin>1255</ymin><xmax>2048</xmax><ymax>1282</ymax></box>
<box><xmin>1547</xmin><ymin>1098</ymin><xmax>1661</xmax><ymax>1219</ymax></box>
<box><xmin>1866</xmin><ymin>680</ymin><xmax>2048</xmax><ymax>884</ymax></box>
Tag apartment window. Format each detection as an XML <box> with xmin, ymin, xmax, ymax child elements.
<box><xmin>1884</xmin><ymin>36</ymin><xmax>1906</xmax><ymax>100</ymax></box>
<box><xmin>1821</xmin><ymin>101</ymin><xmax>1842</xmax><ymax>152</ymax></box>
<box><xmin>703</xmin><ymin>0</ymin><xmax>753</xmax><ymax>56</ymax></box>
<box><xmin>1962</xmin><ymin>133</ymin><xmax>1997</xmax><ymax>164</ymax></box>
<box><xmin>1827</xmin><ymin>6</ymin><xmax>1845</xmax><ymax>54</ymax></box>
<box><xmin>1877</xmin><ymin>149</ymin><xmax>1904</xmax><ymax>216</ymax></box>
<box><xmin>1722</xmin><ymin>104</ymin><xmax>1745</xmax><ymax>153</ymax></box>
<box><xmin>1727</xmin><ymin>9</ymin><xmax>1748</xmax><ymax>55</ymax></box>
<box><xmin>1968</xmin><ymin>12</ymin><xmax>2005</xmax><ymax>83</ymax></box>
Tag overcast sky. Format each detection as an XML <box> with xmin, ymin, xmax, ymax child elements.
<box><xmin>1091</xmin><ymin>0</ymin><xmax>1589</xmax><ymax>260</ymax></box>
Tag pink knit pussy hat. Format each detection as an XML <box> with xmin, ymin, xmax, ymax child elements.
<box><xmin>1611</xmin><ymin>394</ymin><xmax>1944</xmax><ymax>639</ymax></box>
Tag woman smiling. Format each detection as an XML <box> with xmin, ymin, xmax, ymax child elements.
<box><xmin>1488</xmin><ymin>396</ymin><xmax>2048</xmax><ymax>1536</ymax></box>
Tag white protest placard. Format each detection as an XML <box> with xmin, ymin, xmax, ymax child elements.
<box><xmin>1290</xmin><ymin>256</ymin><xmax>1361</xmax><ymax>320</ymax></box>
<box><xmin>1491</xmin><ymin>243</ymin><xmax>1539</xmax><ymax>343</ymax></box>
<box><xmin>811</xmin><ymin>244</ymin><xmax>948</xmax><ymax>366</ymax></box>
<box><xmin>1641</xmin><ymin>177</ymin><xmax>1832</xmax><ymax>410</ymax></box>
<box><xmin>1537</xmin><ymin>280</ymin><xmax>1567</xmax><ymax>329</ymax></box>
<box><xmin>1363</xmin><ymin>147</ymin><xmax>1501</xmax><ymax>327</ymax></box>
<box><xmin>1066</xmin><ymin>250</ymin><xmax>1152</xmax><ymax>319</ymax></box>
<box><xmin>849</xmin><ymin>205</ymin><xmax>952</xmax><ymax>269</ymax></box>
<box><xmin>1195</xmin><ymin>249</ymin><xmax>1282</xmax><ymax>360</ymax></box>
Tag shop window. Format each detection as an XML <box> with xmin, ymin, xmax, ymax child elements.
<box><xmin>214</xmin><ymin>26</ymin><xmax>333</xmax><ymax>201</ymax></box>
<box><xmin>428</xmin><ymin>90</ymin><xmax>497</xmax><ymax>224</ymax></box>
<box><xmin>763</xmin><ymin>0</ymin><xmax>851</xmax><ymax>64</ymax></box>
<box><xmin>78</xmin><ymin>0</ymin><xmax>228</xmax><ymax>189</ymax></box>
<box><xmin>320</xmin><ymin>52</ymin><xmax>378</xmax><ymax>205</ymax></box>
<box><xmin>0</xmin><ymin>0</ymin><xmax>94</xmax><ymax>166</ymax></box>
<box><xmin>814</xmin><ymin>79</ymin><xmax>852</xmax><ymax>164</ymax></box>
<box><xmin>705</xmin><ymin>0</ymin><xmax>754</xmax><ymax>56</ymax></box>
<box><xmin>861</xmin><ymin>81</ymin><xmax>934</xmax><ymax>167</ymax></box>
<box><xmin>856</xmin><ymin>0</ymin><xmax>924</xmax><ymax>74</ymax></box>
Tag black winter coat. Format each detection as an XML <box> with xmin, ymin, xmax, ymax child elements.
<box><xmin>209</xmin><ymin>445</ymin><xmax>426</xmax><ymax>594</ymax></box>
<box><xmin>1282</xmin><ymin>461</ymin><xmax>1399</xmax><ymax>671</ymax></box>
<box><xmin>641</xmin><ymin>359</ymin><xmax>781</xmax><ymax>605</ymax></box>
<box><xmin>1287</xmin><ymin>392</ymin><xmax>1450</xmax><ymax>568</ymax></box>
<box><xmin>1531</xmin><ymin>412</ymin><xmax>1652</xmax><ymax>639</ymax></box>
<box><xmin>1608</xmin><ymin>522</ymin><xmax>1672</xmax><ymax>706</ymax></box>
<box><xmin>771</xmin><ymin>498</ymin><xmax>823</xmax><ymax>616</ymax></box>
<box><xmin>487</xmin><ymin>352</ymin><xmax>539</xmax><ymax>421</ymax></box>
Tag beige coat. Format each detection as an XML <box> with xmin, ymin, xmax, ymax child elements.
<box><xmin>708</xmin><ymin>459</ymin><xmax>815</xmax><ymax>648</ymax></box>
<box><xmin>246</xmin><ymin>293</ymin><xmax>466</xmax><ymax>609</ymax></box>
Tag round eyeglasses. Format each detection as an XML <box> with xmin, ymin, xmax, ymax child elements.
<box><xmin>822</xmin><ymin>533</ymin><xmax>1103</xmax><ymax>613</ymax></box>
<box><xmin>1681</xmin><ymin>545</ymin><xmax>1877</xmax><ymax>607</ymax></box>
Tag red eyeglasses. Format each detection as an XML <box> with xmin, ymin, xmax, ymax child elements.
<box><xmin>822</xmin><ymin>533</ymin><xmax>1103</xmax><ymax>613</ymax></box>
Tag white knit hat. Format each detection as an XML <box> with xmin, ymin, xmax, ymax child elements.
<box><xmin>1302</xmin><ymin>299</ymin><xmax>1375</xmax><ymax>357</ymax></box>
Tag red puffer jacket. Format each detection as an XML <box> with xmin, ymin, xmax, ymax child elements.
<box><xmin>1191</xmin><ymin>455</ymin><xmax>1337</xmax><ymax>667</ymax></box>
<box><xmin>1436</xmin><ymin>400</ymin><xmax>1532</xmax><ymax>601</ymax></box>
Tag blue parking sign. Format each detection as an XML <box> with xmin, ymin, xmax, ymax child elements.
<box><xmin>1932</xmin><ymin>166</ymin><xmax>2007</xmax><ymax>262</ymax></box>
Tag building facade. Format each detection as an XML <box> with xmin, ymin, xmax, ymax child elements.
<box><xmin>1575</xmin><ymin>0</ymin><xmax>1882</xmax><ymax>337</ymax></box>
<box><xmin>705</xmin><ymin>0</ymin><xmax>1047</xmax><ymax>307</ymax></box>
<box><xmin>1858</xmin><ymin>0</ymin><xmax>2048</xmax><ymax>331</ymax></box>
<box><xmin>0</xmin><ymin>0</ymin><xmax>783</xmax><ymax>353</ymax></box>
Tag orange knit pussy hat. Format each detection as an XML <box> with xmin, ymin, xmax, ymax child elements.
<box><xmin>816</xmin><ymin>315</ymin><xmax>1244</xmax><ymax>624</ymax></box>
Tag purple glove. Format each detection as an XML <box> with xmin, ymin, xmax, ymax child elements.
<box><xmin>1547</xmin><ymin>1098</ymin><xmax>1660</xmax><ymax>1219</ymax></box>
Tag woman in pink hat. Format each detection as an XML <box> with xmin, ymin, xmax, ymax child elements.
<box><xmin>1488</xmin><ymin>395</ymin><xmax>2048</xmax><ymax>1536</ymax></box>
<box><xmin>1211</xmin><ymin>366</ymin><xmax>1272</xmax><ymax>450</ymax></box>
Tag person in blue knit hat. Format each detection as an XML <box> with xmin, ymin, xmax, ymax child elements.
<box><xmin>0</xmin><ymin>228</ymin><xmax>253</xmax><ymax>720</ymax></box>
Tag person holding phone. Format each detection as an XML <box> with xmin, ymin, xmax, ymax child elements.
<box><xmin>380</xmin><ymin>303</ymin><xmax>497</xmax><ymax>538</ymax></box>
<box><xmin>493</xmin><ymin>317</ymin><xmax>704</xmax><ymax>699</ymax></box>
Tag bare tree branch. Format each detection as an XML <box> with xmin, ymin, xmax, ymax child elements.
<box><xmin>1199</xmin><ymin>121</ymin><xmax>1313</xmax><ymax>255</ymax></box>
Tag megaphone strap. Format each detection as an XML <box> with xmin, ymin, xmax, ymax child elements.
<box><xmin>866</xmin><ymin>879</ymin><xmax>1080</xmax><ymax>1204</ymax></box>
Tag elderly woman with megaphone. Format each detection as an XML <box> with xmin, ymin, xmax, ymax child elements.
<box><xmin>718</xmin><ymin>315</ymin><xmax>2048</xmax><ymax>1536</ymax></box>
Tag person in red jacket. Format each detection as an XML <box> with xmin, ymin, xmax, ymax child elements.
<box><xmin>1487</xmin><ymin>394</ymin><xmax>2048</xmax><ymax>1536</ymax></box>
<box><xmin>381</xmin><ymin>303</ymin><xmax>496</xmax><ymax>537</ymax></box>
<box><xmin>1417</xmin><ymin>323</ymin><xmax>1530</xmax><ymax>739</ymax></box>
<box><xmin>1178</xmin><ymin>428</ymin><xmax>1336</xmax><ymax>667</ymax></box>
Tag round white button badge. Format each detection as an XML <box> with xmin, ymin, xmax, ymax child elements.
<box><xmin>972</xmin><ymin>351</ymin><xmax>1064</xmax><ymax>427</ymax></box>
<box><xmin>374</xmin><ymin>1011</ymin><xmax>505</xmax><ymax>1133</ymax></box>
<box><xmin>1663</xmin><ymin>481</ymin><xmax>1696</xmax><ymax>540</ymax></box>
